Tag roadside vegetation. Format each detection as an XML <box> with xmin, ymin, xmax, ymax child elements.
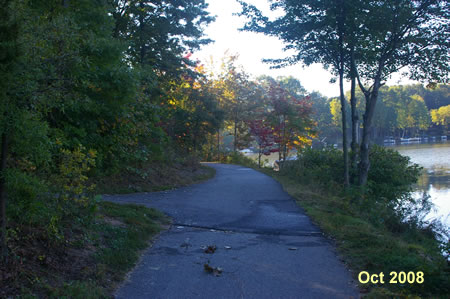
<box><xmin>95</xmin><ymin>161</ymin><xmax>216</xmax><ymax>194</ymax></box>
<box><xmin>225</xmin><ymin>150</ymin><xmax>449</xmax><ymax>297</ymax></box>
<box><xmin>2</xmin><ymin>200</ymin><xmax>169</xmax><ymax>297</ymax></box>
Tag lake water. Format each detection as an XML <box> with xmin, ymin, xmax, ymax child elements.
<box><xmin>388</xmin><ymin>141</ymin><xmax>450</xmax><ymax>227</ymax></box>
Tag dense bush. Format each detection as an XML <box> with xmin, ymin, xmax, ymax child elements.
<box><xmin>367</xmin><ymin>146</ymin><xmax>421</xmax><ymax>203</ymax></box>
<box><xmin>365</xmin><ymin>146</ymin><xmax>429</xmax><ymax>231</ymax></box>
<box><xmin>221</xmin><ymin>152</ymin><xmax>258</xmax><ymax>168</ymax></box>
<box><xmin>279</xmin><ymin>145</ymin><xmax>430</xmax><ymax>230</ymax></box>
<box><xmin>6</xmin><ymin>145</ymin><xmax>98</xmax><ymax>243</ymax></box>
<box><xmin>282</xmin><ymin>147</ymin><xmax>344</xmax><ymax>187</ymax></box>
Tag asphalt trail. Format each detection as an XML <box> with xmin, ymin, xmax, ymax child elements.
<box><xmin>104</xmin><ymin>163</ymin><xmax>359</xmax><ymax>299</ymax></box>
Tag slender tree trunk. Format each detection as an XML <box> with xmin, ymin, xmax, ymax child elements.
<box><xmin>0</xmin><ymin>133</ymin><xmax>9</xmax><ymax>262</ymax></box>
<box><xmin>359</xmin><ymin>79</ymin><xmax>382</xmax><ymax>186</ymax></box>
<box><xmin>258</xmin><ymin>148</ymin><xmax>262</xmax><ymax>168</ymax></box>
<box><xmin>233</xmin><ymin>118</ymin><xmax>237</xmax><ymax>152</ymax></box>
<box><xmin>278</xmin><ymin>118</ymin><xmax>283</xmax><ymax>162</ymax></box>
<box><xmin>350</xmin><ymin>51</ymin><xmax>358</xmax><ymax>183</ymax></box>
<box><xmin>217</xmin><ymin>130</ymin><xmax>220</xmax><ymax>161</ymax></box>
<box><xmin>138</xmin><ymin>2</ymin><xmax>146</xmax><ymax>64</ymax></box>
<box><xmin>339</xmin><ymin>69</ymin><xmax>349</xmax><ymax>187</ymax></box>
<box><xmin>278</xmin><ymin>143</ymin><xmax>282</xmax><ymax>162</ymax></box>
<box><xmin>282</xmin><ymin>117</ymin><xmax>287</xmax><ymax>161</ymax></box>
<box><xmin>338</xmin><ymin>2</ymin><xmax>349</xmax><ymax>187</ymax></box>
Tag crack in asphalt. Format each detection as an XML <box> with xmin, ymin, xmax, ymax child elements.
<box><xmin>171</xmin><ymin>222</ymin><xmax>324</xmax><ymax>237</ymax></box>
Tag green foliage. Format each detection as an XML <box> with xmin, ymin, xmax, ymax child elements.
<box><xmin>1</xmin><ymin>0</ymin><xmax>219</xmax><ymax>272</ymax></box>
<box><xmin>50</xmin><ymin>281</ymin><xmax>105</xmax><ymax>299</ymax></box>
<box><xmin>281</xmin><ymin>146</ymin><xmax>428</xmax><ymax>229</ymax></box>
<box><xmin>367</xmin><ymin>146</ymin><xmax>421</xmax><ymax>205</ymax></box>
<box><xmin>95</xmin><ymin>202</ymin><xmax>167</xmax><ymax>275</ymax></box>
<box><xmin>364</xmin><ymin>146</ymin><xmax>428</xmax><ymax>232</ymax></box>
<box><xmin>221</xmin><ymin>152</ymin><xmax>258</xmax><ymax>168</ymax></box>
<box><xmin>283</xmin><ymin>147</ymin><xmax>343</xmax><ymax>188</ymax></box>
<box><xmin>5</xmin><ymin>169</ymin><xmax>49</xmax><ymax>225</ymax></box>
<box><xmin>55</xmin><ymin>146</ymin><xmax>96</xmax><ymax>204</ymax></box>
<box><xmin>309</xmin><ymin>92</ymin><xmax>340</xmax><ymax>143</ymax></box>
<box><xmin>6</xmin><ymin>144</ymin><xmax>98</xmax><ymax>242</ymax></box>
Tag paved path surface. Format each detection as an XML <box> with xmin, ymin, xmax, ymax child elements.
<box><xmin>104</xmin><ymin>163</ymin><xmax>359</xmax><ymax>299</ymax></box>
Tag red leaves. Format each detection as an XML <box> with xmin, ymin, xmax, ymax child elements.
<box><xmin>248</xmin><ymin>119</ymin><xmax>277</xmax><ymax>154</ymax></box>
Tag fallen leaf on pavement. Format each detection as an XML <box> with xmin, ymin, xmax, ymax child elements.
<box><xmin>204</xmin><ymin>263</ymin><xmax>223</xmax><ymax>277</ymax></box>
<box><xmin>204</xmin><ymin>245</ymin><xmax>217</xmax><ymax>254</ymax></box>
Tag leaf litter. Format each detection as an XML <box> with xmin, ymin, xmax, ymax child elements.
<box><xmin>204</xmin><ymin>263</ymin><xmax>223</xmax><ymax>277</ymax></box>
<box><xmin>204</xmin><ymin>245</ymin><xmax>217</xmax><ymax>254</ymax></box>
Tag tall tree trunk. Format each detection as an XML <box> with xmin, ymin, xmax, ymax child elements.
<box><xmin>278</xmin><ymin>143</ymin><xmax>282</xmax><ymax>162</ymax></box>
<box><xmin>138</xmin><ymin>1</ymin><xmax>146</xmax><ymax>64</ymax></box>
<box><xmin>350</xmin><ymin>50</ymin><xmax>358</xmax><ymax>182</ymax></box>
<box><xmin>0</xmin><ymin>133</ymin><xmax>9</xmax><ymax>262</ymax></box>
<box><xmin>339</xmin><ymin>68</ymin><xmax>350</xmax><ymax>187</ymax></box>
<box><xmin>338</xmin><ymin>1</ymin><xmax>349</xmax><ymax>187</ymax></box>
<box><xmin>359</xmin><ymin>78</ymin><xmax>382</xmax><ymax>186</ymax></box>
<box><xmin>258</xmin><ymin>148</ymin><xmax>262</xmax><ymax>168</ymax></box>
<box><xmin>217</xmin><ymin>130</ymin><xmax>220</xmax><ymax>161</ymax></box>
<box><xmin>282</xmin><ymin>117</ymin><xmax>287</xmax><ymax>161</ymax></box>
<box><xmin>233</xmin><ymin>118</ymin><xmax>237</xmax><ymax>152</ymax></box>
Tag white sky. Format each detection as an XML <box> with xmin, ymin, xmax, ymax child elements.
<box><xmin>192</xmin><ymin>0</ymin><xmax>418</xmax><ymax>98</ymax></box>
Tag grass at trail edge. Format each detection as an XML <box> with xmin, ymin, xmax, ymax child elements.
<box><xmin>10</xmin><ymin>202</ymin><xmax>169</xmax><ymax>298</ymax></box>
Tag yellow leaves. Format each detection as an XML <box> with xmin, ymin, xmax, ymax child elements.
<box><xmin>223</xmin><ymin>89</ymin><xmax>236</xmax><ymax>101</ymax></box>
<box><xmin>431</xmin><ymin>104</ymin><xmax>450</xmax><ymax>125</ymax></box>
<box><xmin>168</xmin><ymin>98</ymin><xmax>178</xmax><ymax>106</ymax></box>
<box><xmin>193</xmin><ymin>82</ymin><xmax>201</xmax><ymax>90</ymax></box>
<box><xmin>195</xmin><ymin>64</ymin><xmax>205</xmax><ymax>74</ymax></box>
<box><xmin>17</xmin><ymin>158</ymin><xmax>36</xmax><ymax>172</ymax></box>
<box><xmin>293</xmin><ymin>134</ymin><xmax>313</xmax><ymax>148</ymax></box>
<box><xmin>57</xmin><ymin>145</ymin><xmax>96</xmax><ymax>204</ymax></box>
<box><xmin>88</xmin><ymin>149</ymin><xmax>97</xmax><ymax>158</ymax></box>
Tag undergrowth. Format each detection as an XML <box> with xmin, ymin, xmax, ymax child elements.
<box><xmin>1</xmin><ymin>201</ymin><xmax>169</xmax><ymax>298</ymax></box>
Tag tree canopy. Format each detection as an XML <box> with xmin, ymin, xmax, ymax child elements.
<box><xmin>238</xmin><ymin>0</ymin><xmax>450</xmax><ymax>186</ymax></box>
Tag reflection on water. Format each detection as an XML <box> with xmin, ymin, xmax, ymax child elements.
<box><xmin>391</xmin><ymin>142</ymin><xmax>450</xmax><ymax>226</ymax></box>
